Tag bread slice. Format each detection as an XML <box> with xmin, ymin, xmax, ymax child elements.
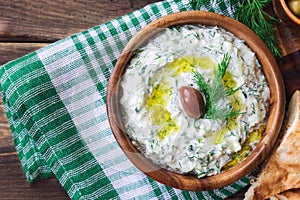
<box><xmin>270</xmin><ymin>189</ymin><xmax>300</xmax><ymax>200</ymax></box>
<box><xmin>244</xmin><ymin>90</ymin><xmax>300</xmax><ymax>200</ymax></box>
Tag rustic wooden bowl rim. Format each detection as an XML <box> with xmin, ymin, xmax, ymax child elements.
<box><xmin>106</xmin><ymin>10</ymin><xmax>285</xmax><ymax>191</ymax></box>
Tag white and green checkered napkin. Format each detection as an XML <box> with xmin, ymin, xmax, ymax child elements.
<box><xmin>0</xmin><ymin>0</ymin><xmax>252</xmax><ymax>199</ymax></box>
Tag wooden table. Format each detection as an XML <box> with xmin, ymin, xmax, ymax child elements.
<box><xmin>0</xmin><ymin>1</ymin><xmax>299</xmax><ymax>199</ymax></box>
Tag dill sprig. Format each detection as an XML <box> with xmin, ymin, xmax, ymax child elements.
<box><xmin>193</xmin><ymin>53</ymin><xmax>239</xmax><ymax>121</ymax></box>
<box><xmin>189</xmin><ymin>0</ymin><xmax>281</xmax><ymax>59</ymax></box>
<box><xmin>235</xmin><ymin>0</ymin><xmax>281</xmax><ymax>59</ymax></box>
<box><xmin>217</xmin><ymin>53</ymin><xmax>231</xmax><ymax>77</ymax></box>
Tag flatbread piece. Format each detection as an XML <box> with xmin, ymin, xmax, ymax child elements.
<box><xmin>244</xmin><ymin>90</ymin><xmax>300</xmax><ymax>200</ymax></box>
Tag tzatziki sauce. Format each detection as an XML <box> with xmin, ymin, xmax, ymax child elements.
<box><xmin>119</xmin><ymin>25</ymin><xmax>270</xmax><ymax>178</ymax></box>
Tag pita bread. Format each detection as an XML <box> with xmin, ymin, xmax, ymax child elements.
<box><xmin>244</xmin><ymin>90</ymin><xmax>300</xmax><ymax>200</ymax></box>
<box><xmin>270</xmin><ymin>189</ymin><xmax>300</xmax><ymax>200</ymax></box>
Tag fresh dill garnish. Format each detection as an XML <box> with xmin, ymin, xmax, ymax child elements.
<box><xmin>189</xmin><ymin>0</ymin><xmax>281</xmax><ymax>59</ymax></box>
<box><xmin>217</xmin><ymin>53</ymin><xmax>231</xmax><ymax>78</ymax></box>
<box><xmin>235</xmin><ymin>0</ymin><xmax>281</xmax><ymax>59</ymax></box>
<box><xmin>193</xmin><ymin>53</ymin><xmax>240</xmax><ymax>121</ymax></box>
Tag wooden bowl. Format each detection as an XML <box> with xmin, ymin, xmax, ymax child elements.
<box><xmin>106</xmin><ymin>11</ymin><xmax>285</xmax><ymax>191</ymax></box>
<box><xmin>273</xmin><ymin>0</ymin><xmax>300</xmax><ymax>29</ymax></box>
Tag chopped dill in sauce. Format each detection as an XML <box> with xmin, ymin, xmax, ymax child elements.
<box><xmin>120</xmin><ymin>25</ymin><xmax>270</xmax><ymax>178</ymax></box>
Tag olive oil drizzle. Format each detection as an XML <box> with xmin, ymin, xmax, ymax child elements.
<box><xmin>146</xmin><ymin>82</ymin><xmax>179</xmax><ymax>140</ymax></box>
<box><xmin>223</xmin><ymin>125</ymin><xmax>265</xmax><ymax>169</ymax></box>
<box><xmin>215</xmin><ymin>70</ymin><xmax>246</xmax><ymax>144</ymax></box>
<box><xmin>146</xmin><ymin>56</ymin><xmax>216</xmax><ymax>140</ymax></box>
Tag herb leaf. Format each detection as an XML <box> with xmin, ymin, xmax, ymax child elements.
<box><xmin>193</xmin><ymin>71</ymin><xmax>211</xmax><ymax>106</ymax></box>
<box><xmin>189</xmin><ymin>0</ymin><xmax>281</xmax><ymax>59</ymax></box>
<box><xmin>217</xmin><ymin>53</ymin><xmax>231</xmax><ymax>78</ymax></box>
<box><xmin>235</xmin><ymin>0</ymin><xmax>281</xmax><ymax>59</ymax></box>
<box><xmin>193</xmin><ymin>53</ymin><xmax>240</xmax><ymax>121</ymax></box>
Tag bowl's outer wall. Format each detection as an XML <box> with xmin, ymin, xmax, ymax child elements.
<box><xmin>106</xmin><ymin>11</ymin><xmax>286</xmax><ymax>191</ymax></box>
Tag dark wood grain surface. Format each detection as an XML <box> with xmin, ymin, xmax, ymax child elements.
<box><xmin>0</xmin><ymin>1</ymin><xmax>299</xmax><ymax>199</ymax></box>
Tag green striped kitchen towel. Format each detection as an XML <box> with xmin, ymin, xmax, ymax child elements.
<box><xmin>0</xmin><ymin>0</ymin><xmax>254</xmax><ymax>199</ymax></box>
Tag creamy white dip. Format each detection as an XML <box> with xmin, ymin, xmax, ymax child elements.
<box><xmin>119</xmin><ymin>25</ymin><xmax>270</xmax><ymax>178</ymax></box>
